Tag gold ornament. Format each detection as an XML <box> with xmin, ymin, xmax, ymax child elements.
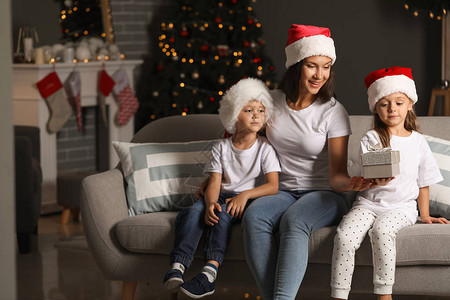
<box><xmin>218</xmin><ymin>75</ymin><xmax>225</xmax><ymax>84</ymax></box>
<box><xmin>192</xmin><ymin>71</ymin><xmax>200</xmax><ymax>79</ymax></box>
<box><xmin>152</xmin><ymin>91</ymin><xmax>159</xmax><ymax>97</ymax></box>
<box><xmin>257</xmin><ymin>70</ymin><xmax>263</xmax><ymax>76</ymax></box>
<box><xmin>197</xmin><ymin>101</ymin><xmax>204</xmax><ymax>109</ymax></box>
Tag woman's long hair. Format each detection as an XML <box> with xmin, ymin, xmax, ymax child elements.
<box><xmin>279</xmin><ymin>59</ymin><xmax>336</xmax><ymax>103</ymax></box>
<box><xmin>373</xmin><ymin>106</ymin><xmax>420</xmax><ymax>148</ymax></box>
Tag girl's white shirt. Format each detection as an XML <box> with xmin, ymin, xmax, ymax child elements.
<box><xmin>353</xmin><ymin>130</ymin><xmax>443</xmax><ymax>223</ymax></box>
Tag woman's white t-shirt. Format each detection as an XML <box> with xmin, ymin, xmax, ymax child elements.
<box><xmin>205</xmin><ymin>136</ymin><xmax>281</xmax><ymax>193</ymax></box>
<box><xmin>266</xmin><ymin>89</ymin><xmax>351</xmax><ymax>191</ymax></box>
<box><xmin>353</xmin><ymin>130</ymin><xmax>443</xmax><ymax>223</ymax></box>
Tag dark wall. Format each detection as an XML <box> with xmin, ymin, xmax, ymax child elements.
<box><xmin>11</xmin><ymin>0</ymin><xmax>61</xmax><ymax>49</ymax></box>
<box><xmin>253</xmin><ymin>0</ymin><xmax>441</xmax><ymax>116</ymax></box>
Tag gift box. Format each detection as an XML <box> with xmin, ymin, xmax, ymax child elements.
<box><xmin>361</xmin><ymin>149</ymin><xmax>400</xmax><ymax>178</ymax></box>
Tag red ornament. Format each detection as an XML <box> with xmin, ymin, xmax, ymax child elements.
<box><xmin>156</xmin><ymin>64</ymin><xmax>164</xmax><ymax>71</ymax></box>
<box><xmin>269</xmin><ymin>65</ymin><xmax>275</xmax><ymax>71</ymax></box>
<box><xmin>200</xmin><ymin>44</ymin><xmax>210</xmax><ymax>52</ymax></box>
<box><xmin>180</xmin><ymin>29</ymin><xmax>189</xmax><ymax>37</ymax></box>
<box><xmin>253</xmin><ymin>57</ymin><xmax>261</xmax><ymax>63</ymax></box>
<box><xmin>169</xmin><ymin>37</ymin><xmax>175</xmax><ymax>43</ymax></box>
<box><xmin>183</xmin><ymin>108</ymin><xmax>188</xmax><ymax>113</ymax></box>
<box><xmin>209</xmin><ymin>96</ymin><xmax>215</xmax><ymax>102</ymax></box>
<box><xmin>215</xmin><ymin>16</ymin><xmax>223</xmax><ymax>24</ymax></box>
<box><xmin>243</xmin><ymin>40</ymin><xmax>250</xmax><ymax>47</ymax></box>
<box><xmin>246</xmin><ymin>18</ymin><xmax>254</xmax><ymax>25</ymax></box>
<box><xmin>232</xmin><ymin>0</ymin><xmax>237</xmax><ymax>3</ymax></box>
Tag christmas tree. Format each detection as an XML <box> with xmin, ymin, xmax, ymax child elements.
<box><xmin>136</xmin><ymin>0</ymin><xmax>277</xmax><ymax>130</ymax></box>
<box><xmin>56</xmin><ymin>0</ymin><xmax>105</xmax><ymax>41</ymax></box>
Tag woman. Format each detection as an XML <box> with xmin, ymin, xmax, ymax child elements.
<box><xmin>241</xmin><ymin>24</ymin><xmax>372</xmax><ymax>300</ymax></box>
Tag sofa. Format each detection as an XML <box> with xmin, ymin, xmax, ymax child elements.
<box><xmin>14</xmin><ymin>125</ymin><xmax>42</xmax><ymax>254</ymax></box>
<box><xmin>81</xmin><ymin>114</ymin><xmax>450</xmax><ymax>300</ymax></box>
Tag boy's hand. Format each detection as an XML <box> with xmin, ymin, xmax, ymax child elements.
<box><xmin>421</xmin><ymin>215</ymin><xmax>449</xmax><ymax>224</ymax></box>
<box><xmin>205</xmin><ymin>202</ymin><xmax>221</xmax><ymax>226</ymax></box>
<box><xmin>226</xmin><ymin>193</ymin><xmax>249</xmax><ymax>219</ymax></box>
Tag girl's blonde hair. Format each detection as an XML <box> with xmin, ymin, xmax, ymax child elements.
<box><xmin>373</xmin><ymin>106</ymin><xmax>420</xmax><ymax>148</ymax></box>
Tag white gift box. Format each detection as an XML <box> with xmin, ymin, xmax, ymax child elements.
<box><xmin>361</xmin><ymin>150</ymin><xmax>400</xmax><ymax>178</ymax></box>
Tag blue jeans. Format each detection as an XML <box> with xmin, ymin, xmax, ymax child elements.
<box><xmin>170</xmin><ymin>192</ymin><xmax>238</xmax><ymax>267</ymax></box>
<box><xmin>242</xmin><ymin>190</ymin><xmax>349</xmax><ymax>300</ymax></box>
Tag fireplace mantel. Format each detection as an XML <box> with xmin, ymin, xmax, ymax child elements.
<box><xmin>12</xmin><ymin>60</ymin><xmax>142</xmax><ymax>213</ymax></box>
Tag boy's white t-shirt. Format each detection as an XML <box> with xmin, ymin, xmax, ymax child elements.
<box><xmin>353</xmin><ymin>130</ymin><xmax>443</xmax><ymax>223</ymax></box>
<box><xmin>266</xmin><ymin>89</ymin><xmax>351</xmax><ymax>191</ymax></box>
<box><xmin>205</xmin><ymin>135</ymin><xmax>281</xmax><ymax>193</ymax></box>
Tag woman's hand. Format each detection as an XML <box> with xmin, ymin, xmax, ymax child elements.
<box><xmin>226</xmin><ymin>192</ymin><xmax>249</xmax><ymax>219</ymax></box>
<box><xmin>195</xmin><ymin>177</ymin><xmax>209</xmax><ymax>199</ymax></box>
<box><xmin>421</xmin><ymin>215</ymin><xmax>449</xmax><ymax>224</ymax></box>
<box><xmin>205</xmin><ymin>202</ymin><xmax>221</xmax><ymax>226</ymax></box>
<box><xmin>371</xmin><ymin>177</ymin><xmax>394</xmax><ymax>186</ymax></box>
<box><xmin>348</xmin><ymin>176</ymin><xmax>375</xmax><ymax>191</ymax></box>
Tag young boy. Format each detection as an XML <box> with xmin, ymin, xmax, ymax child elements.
<box><xmin>163</xmin><ymin>78</ymin><xmax>281</xmax><ymax>298</ymax></box>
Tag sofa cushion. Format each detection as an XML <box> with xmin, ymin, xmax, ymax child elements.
<box><xmin>424</xmin><ymin>135</ymin><xmax>450</xmax><ymax>219</ymax></box>
<box><xmin>116</xmin><ymin>212</ymin><xmax>450</xmax><ymax>266</ymax></box>
<box><xmin>112</xmin><ymin>140</ymin><xmax>218</xmax><ymax>216</ymax></box>
<box><xmin>115</xmin><ymin>210</ymin><xmax>245</xmax><ymax>260</ymax></box>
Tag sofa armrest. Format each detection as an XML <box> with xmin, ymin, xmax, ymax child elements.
<box><xmin>80</xmin><ymin>168</ymin><xmax>130</xmax><ymax>279</ymax></box>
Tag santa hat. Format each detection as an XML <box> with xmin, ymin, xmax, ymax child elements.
<box><xmin>285</xmin><ymin>24</ymin><xmax>336</xmax><ymax>69</ymax></box>
<box><xmin>219</xmin><ymin>78</ymin><xmax>273</xmax><ymax>134</ymax></box>
<box><xmin>364</xmin><ymin>66</ymin><xmax>418</xmax><ymax>112</ymax></box>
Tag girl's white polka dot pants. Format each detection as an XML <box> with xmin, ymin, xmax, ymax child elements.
<box><xmin>330</xmin><ymin>207</ymin><xmax>413</xmax><ymax>299</ymax></box>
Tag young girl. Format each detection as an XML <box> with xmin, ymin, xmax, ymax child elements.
<box><xmin>163</xmin><ymin>78</ymin><xmax>281</xmax><ymax>298</ymax></box>
<box><xmin>330</xmin><ymin>66</ymin><xmax>448</xmax><ymax>300</ymax></box>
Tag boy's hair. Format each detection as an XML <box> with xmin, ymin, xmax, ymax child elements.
<box><xmin>373</xmin><ymin>107</ymin><xmax>420</xmax><ymax>148</ymax></box>
<box><xmin>218</xmin><ymin>78</ymin><xmax>273</xmax><ymax>134</ymax></box>
<box><xmin>279</xmin><ymin>60</ymin><xmax>336</xmax><ymax>103</ymax></box>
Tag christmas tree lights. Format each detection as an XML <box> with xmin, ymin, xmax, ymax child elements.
<box><xmin>136</xmin><ymin>0</ymin><xmax>277</xmax><ymax>128</ymax></box>
<box><xmin>404</xmin><ymin>0</ymin><xmax>449</xmax><ymax>20</ymax></box>
<box><xmin>56</xmin><ymin>0</ymin><xmax>105</xmax><ymax>41</ymax></box>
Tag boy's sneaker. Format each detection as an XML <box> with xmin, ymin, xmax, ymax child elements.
<box><xmin>179</xmin><ymin>273</ymin><xmax>215</xmax><ymax>298</ymax></box>
<box><xmin>163</xmin><ymin>269</ymin><xmax>184</xmax><ymax>292</ymax></box>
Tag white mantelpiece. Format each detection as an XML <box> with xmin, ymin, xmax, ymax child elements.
<box><xmin>12</xmin><ymin>60</ymin><xmax>142</xmax><ymax>213</ymax></box>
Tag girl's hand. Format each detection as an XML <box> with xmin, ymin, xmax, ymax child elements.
<box><xmin>205</xmin><ymin>202</ymin><xmax>221</xmax><ymax>226</ymax></box>
<box><xmin>371</xmin><ymin>177</ymin><xmax>395</xmax><ymax>186</ymax></box>
<box><xmin>421</xmin><ymin>215</ymin><xmax>449</xmax><ymax>224</ymax></box>
<box><xmin>348</xmin><ymin>176</ymin><xmax>375</xmax><ymax>191</ymax></box>
<box><xmin>225</xmin><ymin>193</ymin><xmax>249</xmax><ymax>219</ymax></box>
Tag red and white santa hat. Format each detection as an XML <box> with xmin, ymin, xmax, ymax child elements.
<box><xmin>364</xmin><ymin>66</ymin><xmax>418</xmax><ymax>112</ymax></box>
<box><xmin>285</xmin><ymin>24</ymin><xmax>336</xmax><ymax>69</ymax></box>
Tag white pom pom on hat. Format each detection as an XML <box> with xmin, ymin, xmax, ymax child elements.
<box><xmin>218</xmin><ymin>78</ymin><xmax>273</xmax><ymax>134</ymax></box>
<box><xmin>364</xmin><ymin>66</ymin><xmax>418</xmax><ymax>113</ymax></box>
<box><xmin>285</xmin><ymin>24</ymin><xmax>336</xmax><ymax>69</ymax></box>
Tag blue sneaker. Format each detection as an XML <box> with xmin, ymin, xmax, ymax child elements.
<box><xmin>163</xmin><ymin>269</ymin><xmax>184</xmax><ymax>292</ymax></box>
<box><xmin>180</xmin><ymin>273</ymin><xmax>215</xmax><ymax>298</ymax></box>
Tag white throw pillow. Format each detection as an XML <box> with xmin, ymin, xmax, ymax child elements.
<box><xmin>113</xmin><ymin>140</ymin><xmax>218</xmax><ymax>216</ymax></box>
<box><xmin>424</xmin><ymin>135</ymin><xmax>450</xmax><ymax>219</ymax></box>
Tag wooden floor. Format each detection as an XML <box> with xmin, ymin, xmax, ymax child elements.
<box><xmin>16</xmin><ymin>213</ymin><xmax>450</xmax><ymax>300</ymax></box>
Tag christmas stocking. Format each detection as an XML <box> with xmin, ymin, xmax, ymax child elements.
<box><xmin>112</xmin><ymin>68</ymin><xmax>139</xmax><ymax>126</ymax></box>
<box><xmin>98</xmin><ymin>69</ymin><xmax>115</xmax><ymax>127</ymax></box>
<box><xmin>36</xmin><ymin>71</ymin><xmax>73</xmax><ymax>133</ymax></box>
<box><xmin>64</xmin><ymin>70</ymin><xmax>82</xmax><ymax>131</ymax></box>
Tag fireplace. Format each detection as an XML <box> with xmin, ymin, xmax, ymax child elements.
<box><xmin>12</xmin><ymin>60</ymin><xmax>142</xmax><ymax>213</ymax></box>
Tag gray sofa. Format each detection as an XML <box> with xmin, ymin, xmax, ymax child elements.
<box><xmin>81</xmin><ymin>114</ymin><xmax>450</xmax><ymax>300</ymax></box>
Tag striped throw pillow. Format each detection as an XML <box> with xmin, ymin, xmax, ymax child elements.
<box><xmin>113</xmin><ymin>140</ymin><xmax>217</xmax><ymax>216</ymax></box>
<box><xmin>424</xmin><ymin>135</ymin><xmax>450</xmax><ymax>218</ymax></box>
